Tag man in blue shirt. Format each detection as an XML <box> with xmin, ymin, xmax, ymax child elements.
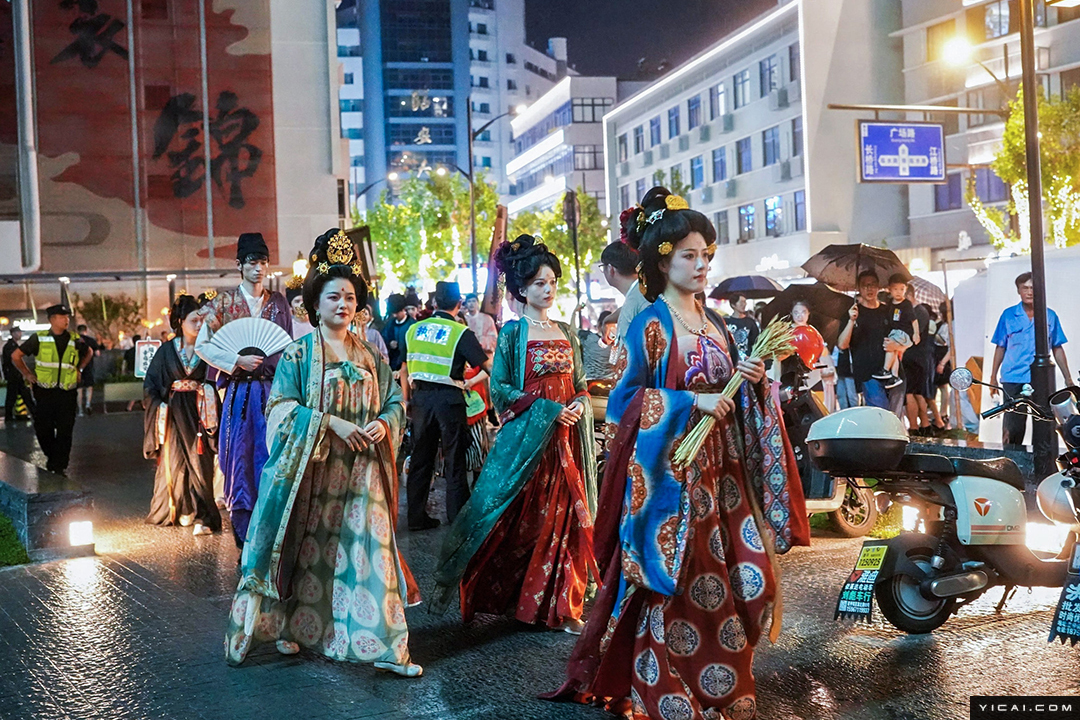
<box><xmin>989</xmin><ymin>271</ymin><xmax>1071</xmax><ymax>446</ymax></box>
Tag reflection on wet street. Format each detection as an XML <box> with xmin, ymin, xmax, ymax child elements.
<box><xmin>1</xmin><ymin>413</ymin><xmax>1078</xmax><ymax>719</ymax></box>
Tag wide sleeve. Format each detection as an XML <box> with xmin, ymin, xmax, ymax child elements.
<box><xmin>489</xmin><ymin>321</ymin><xmax>527</xmax><ymax>415</ymax></box>
<box><xmin>194</xmin><ymin>302</ymin><xmax>239</xmax><ymax>374</ymax></box>
<box><xmin>141</xmin><ymin>346</ymin><xmax>170</xmax><ymax>459</ymax></box>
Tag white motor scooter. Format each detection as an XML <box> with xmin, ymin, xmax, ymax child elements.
<box><xmin>805</xmin><ymin>369</ymin><xmax>1080</xmax><ymax>634</ymax></box>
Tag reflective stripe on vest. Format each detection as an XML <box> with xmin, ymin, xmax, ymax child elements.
<box><xmin>35</xmin><ymin>332</ymin><xmax>79</xmax><ymax>390</ymax></box>
<box><xmin>406</xmin><ymin>317</ymin><xmax>466</xmax><ymax>388</ymax></box>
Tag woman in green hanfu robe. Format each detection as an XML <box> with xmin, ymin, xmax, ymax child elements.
<box><xmin>224</xmin><ymin>229</ymin><xmax>421</xmax><ymax>677</ymax></box>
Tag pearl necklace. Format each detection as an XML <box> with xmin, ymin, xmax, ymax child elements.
<box><xmin>523</xmin><ymin>314</ymin><xmax>553</xmax><ymax>330</ymax></box>
<box><xmin>661</xmin><ymin>295</ymin><xmax>708</xmax><ymax>336</ymax></box>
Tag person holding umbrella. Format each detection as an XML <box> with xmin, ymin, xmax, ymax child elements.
<box><xmin>837</xmin><ymin>271</ymin><xmax>908</xmax><ymax>413</ymax></box>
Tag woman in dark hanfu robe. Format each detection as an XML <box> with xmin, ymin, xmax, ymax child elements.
<box><xmin>547</xmin><ymin>188</ymin><xmax>810</xmax><ymax>720</ymax></box>
<box><xmin>143</xmin><ymin>293</ymin><xmax>222</xmax><ymax>536</ymax></box>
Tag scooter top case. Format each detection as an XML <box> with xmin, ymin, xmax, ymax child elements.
<box><xmin>806</xmin><ymin>407</ymin><xmax>909</xmax><ymax>475</ymax></box>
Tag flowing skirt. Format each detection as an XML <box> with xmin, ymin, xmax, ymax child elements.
<box><xmin>145</xmin><ymin>393</ymin><xmax>220</xmax><ymax>529</ymax></box>
<box><xmin>219</xmin><ymin>379</ymin><xmax>270</xmax><ymax>513</ymax></box>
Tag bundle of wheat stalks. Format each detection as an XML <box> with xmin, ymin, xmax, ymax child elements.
<box><xmin>671</xmin><ymin>317</ymin><xmax>797</xmax><ymax>470</ymax></box>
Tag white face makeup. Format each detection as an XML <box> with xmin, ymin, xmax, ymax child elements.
<box><xmin>523</xmin><ymin>264</ymin><xmax>558</xmax><ymax>311</ymax></box>
<box><xmin>318</xmin><ymin>278</ymin><xmax>358</xmax><ymax>330</ymax></box>
<box><xmin>660</xmin><ymin>231</ymin><xmax>713</xmax><ymax>295</ymax></box>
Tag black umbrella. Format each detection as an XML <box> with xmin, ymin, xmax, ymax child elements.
<box><xmin>708</xmin><ymin>275</ymin><xmax>784</xmax><ymax>300</ymax></box>
<box><xmin>760</xmin><ymin>282</ymin><xmax>854</xmax><ymax>347</ymax></box>
<box><xmin>800</xmin><ymin>244</ymin><xmax>911</xmax><ymax>292</ymax></box>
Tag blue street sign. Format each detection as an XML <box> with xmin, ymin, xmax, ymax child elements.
<box><xmin>858</xmin><ymin>121</ymin><xmax>946</xmax><ymax>184</ymax></box>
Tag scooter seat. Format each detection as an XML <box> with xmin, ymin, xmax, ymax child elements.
<box><xmin>896</xmin><ymin>453</ymin><xmax>957</xmax><ymax>476</ymax></box>
<box><xmin>951</xmin><ymin>456</ymin><xmax>1026</xmax><ymax>492</ymax></box>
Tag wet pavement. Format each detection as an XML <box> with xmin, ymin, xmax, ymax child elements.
<box><xmin>1</xmin><ymin>412</ymin><xmax>1079</xmax><ymax>720</ymax></box>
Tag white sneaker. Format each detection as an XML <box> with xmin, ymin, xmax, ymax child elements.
<box><xmin>179</xmin><ymin>514</ymin><xmax>194</xmax><ymax>527</ymax></box>
<box><xmin>192</xmin><ymin>523</ymin><xmax>212</xmax><ymax>536</ymax></box>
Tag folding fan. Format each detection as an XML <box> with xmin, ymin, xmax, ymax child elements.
<box><xmin>206</xmin><ymin>317</ymin><xmax>292</xmax><ymax>359</ymax></box>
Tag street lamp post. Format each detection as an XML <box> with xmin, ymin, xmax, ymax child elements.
<box><xmin>1020</xmin><ymin>0</ymin><xmax>1055</xmax><ymax>478</ymax></box>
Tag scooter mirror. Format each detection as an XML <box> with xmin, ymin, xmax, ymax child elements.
<box><xmin>950</xmin><ymin>367</ymin><xmax>974</xmax><ymax>391</ymax></box>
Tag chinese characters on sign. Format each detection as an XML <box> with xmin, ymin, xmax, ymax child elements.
<box><xmin>414</xmin><ymin>127</ymin><xmax>432</xmax><ymax>145</ymax></box>
<box><xmin>1048</xmin><ymin>543</ymin><xmax>1080</xmax><ymax>645</ymax></box>
<box><xmin>858</xmin><ymin>121</ymin><xmax>945</xmax><ymax>184</ymax></box>
<box><xmin>134</xmin><ymin>340</ymin><xmax>161</xmax><ymax>379</ymax></box>
<box><xmin>151</xmin><ymin>91</ymin><xmax>263</xmax><ymax>209</ymax></box>
<box><xmin>834</xmin><ymin>542</ymin><xmax>888</xmax><ymax>623</ymax></box>
<box><xmin>51</xmin><ymin>0</ymin><xmax>129</xmax><ymax>68</ymax></box>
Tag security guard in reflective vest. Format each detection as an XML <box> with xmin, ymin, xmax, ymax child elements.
<box><xmin>11</xmin><ymin>305</ymin><xmax>90</xmax><ymax>475</ymax></box>
<box><xmin>401</xmin><ymin>281</ymin><xmax>491</xmax><ymax>531</ymax></box>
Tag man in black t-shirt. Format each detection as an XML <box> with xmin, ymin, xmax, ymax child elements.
<box><xmin>838</xmin><ymin>271</ymin><xmax>908</xmax><ymax>411</ymax></box>
<box><xmin>902</xmin><ymin>284</ymin><xmax>939</xmax><ymax>434</ymax></box>
<box><xmin>3</xmin><ymin>327</ymin><xmax>35</xmax><ymax>421</ymax></box>
<box><xmin>725</xmin><ymin>295</ymin><xmax>760</xmax><ymax>359</ymax></box>
<box><xmin>401</xmin><ymin>282</ymin><xmax>492</xmax><ymax>530</ymax></box>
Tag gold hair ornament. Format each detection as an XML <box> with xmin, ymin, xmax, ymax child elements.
<box><xmin>665</xmin><ymin>194</ymin><xmax>689</xmax><ymax>211</ymax></box>
<box><xmin>636</xmin><ymin>262</ymin><xmax>648</xmax><ymax>296</ymax></box>
<box><xmin>350</xmin><ymin>262</ymin><xmax>364</xmax><ymax>276</ymax></box>
<box><xmin>317</xmin><ymin>262</ymin><xmax>330</xmax><ymax>275</ymax></box>
<box><xmin>203</xmin><ymin>289</ymin><xmax>218</xmax><ymax>300</ymax></box>
<box><xmin>285</xmin><ymin>274</ymin><xmax>304</xmax><ymax>290</ymax></box>
<box><xmin>658</xmin><ymin>242</ymin><xmax>673</xmax><ymax>255</ymax></box>
<box><xmin>326</xmin><ymin>230</ymin><xmax>355</xmax><ymax>265</ymax></box>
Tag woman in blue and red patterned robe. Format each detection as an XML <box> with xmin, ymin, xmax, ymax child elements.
<box><xmin>547</xmin><ymin>188</ymin><xmax>809</xmax><ymax>720</ymax></box>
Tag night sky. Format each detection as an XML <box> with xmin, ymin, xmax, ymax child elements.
<box><xmin>525</xmin><ymin>0</ymin><xmax>779</xmax><ymax>78</ymax></box>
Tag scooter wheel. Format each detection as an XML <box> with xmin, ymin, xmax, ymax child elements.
<box><xmin>830</xmin><ymin>483</ymin><xmax>879</xmax><ymax>537</ymax></box>
<box><xmin>875</xmin><ymin>551</ymin><xmax>956</xmax><ymax>634</ymax></box>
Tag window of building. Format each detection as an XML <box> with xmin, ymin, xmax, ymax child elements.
<box><xmin>733</xmin><ymin>69</ymin><xmax>751</xmax><ymax>109</ymax></box>
<box><xmin>974</xmin><ymin>167</ymin><xmax>1008</xmax><ymax>202</ymax></box>
<box><xmin>477</xmin><ymin>49</ymin><xmax>488</xmax><ymax>61</ymax></box>
<box><xmin>573</xmin><ymin>145</ymin><xmax>603</xmax><ymax>170</ymax></box>
<box><xmin>985</xmin><ymin>1</ymin><xmax>1011</xmax><ymax>38</ymax></box>
<box><xmin>670</xmin><ymin>163</ymin><xmax>683</xmax><ymax>189</ymax></box>
<box><xmin>343</xmin><ymin>128</ymin><xmax>363</xmax><ymax>140</ymax></box>
<box><xmin>715</xmin><ymin>210</ymin><xmax>730</xmax><ymax>245</ymax></box>
<box><xmin>668</xmin><ymin>106</ymin><xmax>681</xmax><ymax>138</ymax></box>
<box><xmin>712</xmin><ymin>147</ymin><xmax>727</xmax><ymax>182</ymax></box>
<box><xmin>789</xmin><ymin>42</ymin><xmax>800</xmax><ymax>83</ymax></box>
<box><xmin>571</xmin><ymin>97</ymin><xmax>613</xmax><ymax>123</ymax></box>
<box><xmin>765</xmin><ymin>196</ymin><xmax>783</xmax><ymax>237</ymax></box>
<box><xmin>653</xmin><ymin>170</ymin><xmax>665</xmax><ymax>187</ymax></box>
<box><xmin>792</xmin><ymin>117</ymin><xmax>803</xmax><ymax>156</ymax></box>
<box><xmin>738</xmin><ymin>204</ymin><xmax>756</xmax><ymax>243</ymax></box>
<box><xmin>690</xmin><ymin>155</ymin><xmax>704</xmax><ymax>189</ymax></box>
<box><xmin>736</xmin><ymin>136</ymin><xmax>753</xmax><ymax>174</ymax></box>
<box><xmin>618</xmin><ymin>134</ymin><xmax>629</xmax><ymax>163</ymax></box>
<box><xmin>340</xmin><ymin>99</ymin><xmax>363</xmax><ymax>112</ymax></box>
<box><xmin>507</xmin><ymin>79</ymin><xmax>517</xmax><ymax>90</ymax></box>
<box><xmin>506</xmin><ymin>53</ymin><xmax>516</xmax><ymax>64</ymax></box>
<box><xmin>344</xmin><ymin>72</ymin><xmax>354</xmax><ymax>85</ymax></box>
<box><xmin>383</xmin><ymin>1</ymin><xmax>452</xmax><ymax>63</ymax></box>
<box><xmin>794</xmin><ymin>190</ymin><xmax>806</xmax><ymax>231</ymax></box>
<box><xmin>476</xmin><ymin>129</ymin><xmax>491</xmax><ymax>142</ymax></box>
<box><xmin>476</xmin><ymin>76</ymin><xmax>489</xmax><ymax>88</ymax></box>
<box><xmin>633</xmin><ymin>125</ymin><xmax>645</xmax><ymax>154</ymax></box>
<box><xmin>476</xmin><ymin>23</ymin><xmax>488</xmax><ymax>34</ymax></box>
<box><xmin>650</xmin><ymin>116</ymin><xmax>662</xmax><ymax>146</ymax></box>
<box><xmin>934</xmin><ymin>173</ymin><xmax>964</xmax><ymax>211</ymax></box>
<box><xmin>759</xmin><ymin>55</ymin><xmax>779</xmax><ymax>97</ymax></box>
<box><xmin>481</xmin><ymin>156</ymin><xmax>492</xmax><ymax>168</ymax></box>
<box><xmin>762</xmin><ymin>126</ymin><xmax>780</xmax><ymax>166</ymax></box>
<box><xmin>926</xmin><ymin>19</ymin><xmax>956</xmax><ymax>62</ymax></box>
<box><xmin>474</xmin><ymin>101</ymin><xmax>490</xmax><ymax>114</ymax></box>
<box><xmin>709</xmin><ymin>83</ymin><xmax>726</xmax><ymax>120</ymax></box>
<box><xmin>687</xmin><ymin>95</ymin><xmax>702</xmax><ymax>130</ymax></box>
<box><xmin>636</xmin><ymin>178</ymin><xmax>646</xmax><ymax>202</ymax></box>
<box><xmin>1063</xmin><ymin>66</ymin><xmax>1080</xmax><ymax>94</ymax></box>
<box><xmin>620</xmin><ymin>185</ymin><xmax>631</xmax><ymax>211</ymax></box>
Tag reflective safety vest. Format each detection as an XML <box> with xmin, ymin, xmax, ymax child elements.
<box><xmin>406</xmin><ymin>317</ymin><xmax>466</xmax><ymax>388</ymax></box>
<box><xmin>35</xmin><ymin>331</ymin><xmax>80</xmax><ymax>390</ymax></box>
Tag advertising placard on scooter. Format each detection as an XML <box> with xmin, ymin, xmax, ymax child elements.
<box><xmin>1048</xmin><ymin>543</ymin><xmax>1080</xmax><ymax>645</ymax></box>
<box><xmin>835</xmin><ymin>541</ymin><xmax>889</xmax><ymax>623</ymax></box>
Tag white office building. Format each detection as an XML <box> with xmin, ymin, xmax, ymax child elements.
<box><xmin>897</xmin><ymin>0</ymin><xmax>1080</xmax><ymax>260</ymax></box>
<box><xmin>602</xmin><ymin>0</ymin><xmax>909</xmax><ymax>279</ymax></box>
<box><xmin>507</xmin><ymin>76</ymin><xmax>646</xmax><ymax>216</ymax></box>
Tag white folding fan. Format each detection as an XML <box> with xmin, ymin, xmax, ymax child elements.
<box><xmin>206</xmin><ymin>317</ymin><xmax>292</xmax><ymax>360</ymax></box>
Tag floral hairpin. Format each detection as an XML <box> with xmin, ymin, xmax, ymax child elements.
<box><xmin>203</xmin><ymin>289</ymin><xmax>218</xmax><ymax>301</ymax></box>
<box><xmin>665</xmin><ymin>194</ymin><xmax>689</xmax><ymax>211</ymax></box>
<box><xmin>646</xmin><ymin>208</ymin><xmax>666</xmax><ymax>225</ymax></box>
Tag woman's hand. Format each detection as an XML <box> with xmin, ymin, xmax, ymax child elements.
<box><xmin>695</xmin><ymin>393</ymin><xmax>736</xmax><ymax>420</ymax></box>
<box><xmin>557</xmin><ymin>399</ymin><xmax>585</xmax><ymax>426</ymax></box>
<box><xmin>362</xmin><ymin>420</ymin><xmax>386</xmax><ymax>444</ymax></box>
<box><xmin>937</xmin><ymin>360</ymin><xmax>947</xmax><ymax>374</ymax></box>
<box><xmin>736</xmin><ymin>357</ymin><xmax>766</xmax><ymax>384</ymax></box>
<box><xmin>329</xmin><ymin>416</ymin><xmax>370</xmax><ymax>452</ymax></box>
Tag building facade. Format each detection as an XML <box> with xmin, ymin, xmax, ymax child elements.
<box><xmin>0</xmin><ymin>0</ymin><xmax>345</xmax><ymax>312</ymax></box>
<box><xmin>898</xmin><ymin>0</ymin><xmax>1080</xmax><ymax>259</ymax></box>
<box><xmin>602</xmin><ymin>0</ymin><xmax>909</xmax><ymax>280</ymax></box>
<box><xmin>336</xmin><ymin>0</ymin><xmax>561</xmax><ymax>212</ymax></box>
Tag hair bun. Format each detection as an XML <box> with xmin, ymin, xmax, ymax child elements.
<box><xmin>622</xmin><ymin>187</ymin><xmax>672</xmax><ymax>250</ymax></box>
<box><xmin>494</xmin><ymin>234</ymin><xmax>542</xmax><ymax>275</ymax></box>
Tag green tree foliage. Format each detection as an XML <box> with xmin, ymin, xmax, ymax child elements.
<box><xmin>509</xmin><ymin>188</ymin><xmax>610</xmax><ymax>294</ymax></box>
<box><xmin>73</xmin><ymin>293</ymin><xmax>143</xmax><ymax>344</ymax></box>
<box><xmin>973</xmin><ymin>85</ymin><xmax>1080</xmax><ymax>248</ymax></box>
<box><xmin>357</xmin><ymin>171</ymin><xmax>499</xmax><ymax>285</ymax></box>
<box><xmin>648</xmin><ymin>169</ymin><xmax>692</xmax><ymax>199</ymax></box>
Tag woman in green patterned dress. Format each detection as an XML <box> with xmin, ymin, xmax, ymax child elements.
<box><xmin>224</xmin><ymin>229</ymin><xmax>420</xmax><ymax>677</ymax></box>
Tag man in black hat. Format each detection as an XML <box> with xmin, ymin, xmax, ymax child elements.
<box><xmin>381</xmin><ymin>293</ymin><xmax>414</xmax><ymax>372</ymax></box>
<box><xmin>401</xmin><ymin>281</ymin><xmax>491</xmax><ymax>530</ymax></box>
<box><xmin>195</xmin><ymin>232</ymin><xmax>292</xmax><ymax>549</ymax></box>
<box><xmin>3</xmin><ymin>326</ymin><xmax>35</xmax><ymax>422</ymax></box>
<box><xmin>10</xmin><ymin>305</ymin><xmax>91</xmax><ymax>474</ymax></box>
